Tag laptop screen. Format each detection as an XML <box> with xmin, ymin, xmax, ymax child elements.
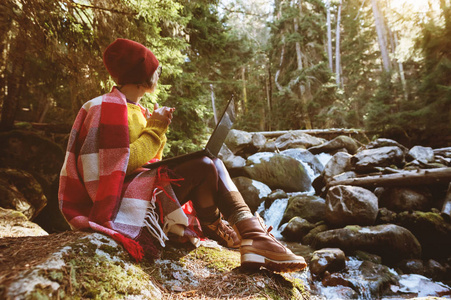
<box><xmin>205</xmin><ymin>97</ymin><xmax>235</xmax><ymax>157</ymax></box>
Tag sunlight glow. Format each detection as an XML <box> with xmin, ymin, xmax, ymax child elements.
<box><xmin>389</xmin><ymin>0</ymin><xmax>441</xmax><ymax>13</ymax></box>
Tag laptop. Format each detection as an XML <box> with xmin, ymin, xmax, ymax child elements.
<box><xmin>143</xmin><ymin>96</ymin><xmax>235</xmax><ymax>169</ymax></box>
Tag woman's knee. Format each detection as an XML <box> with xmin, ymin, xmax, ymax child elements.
<box><xmin>196</xmin><ymin>156</ymin><xmax>218</xmax><ymax>177</ymax></box>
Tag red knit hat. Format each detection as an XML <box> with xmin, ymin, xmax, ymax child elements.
<box><xmin>103</xmin><ymin>38</ymin><xmax>159</xmax><ymax>85</ymax></box>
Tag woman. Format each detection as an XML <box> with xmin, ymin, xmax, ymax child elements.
<box><xmin>59</xmin><ymin>38</ymin><xmax>307</xmax><ymax>273</ymax></box>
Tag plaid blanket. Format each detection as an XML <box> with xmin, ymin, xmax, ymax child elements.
<box><xmin>58</xmin><ymin>87</ymin><xmax>192</xmax><ymax>261</ymax></box>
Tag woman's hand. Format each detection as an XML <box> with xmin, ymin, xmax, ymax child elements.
<box><xmin>150</xmin><ymin>103</ymin><xmax>175</xmax><ymax>124</ymax></box>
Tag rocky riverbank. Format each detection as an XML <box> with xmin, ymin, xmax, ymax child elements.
<box><xmin>0</xmin><ymin>128</ymin><xmax>450</xmax><ymax>299</ymax></box>
<box><xmin>221</xmin><ymin>129</ymin><xmax>451</xmax><ymax>299</ymax></box>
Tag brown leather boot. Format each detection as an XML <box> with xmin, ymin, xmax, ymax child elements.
<box><xmin>201</xmin><ymin>216</ymin><xmax>241</xmax><ymax>249</ymax></box>
<box><xmin>234</xmin><ymin>213</ymin><xmax>307</xmax><ymax>272</ymax></box>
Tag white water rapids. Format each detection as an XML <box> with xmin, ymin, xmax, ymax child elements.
<box><xmin>255</xmin><ymin>153</ymin><xmax>451</xmax><ymax>299</ymax></box>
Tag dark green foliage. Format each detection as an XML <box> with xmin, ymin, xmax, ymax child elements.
<box><xmin>365</xmin><ymin>3</ymin><xmax>451</xmax><ymax>147</ymax></box>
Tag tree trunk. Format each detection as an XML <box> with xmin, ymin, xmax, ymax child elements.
<box><xmin>294</xmin><ymin>0</ymin><xmax>312</xmax><ymax>129</ymax></box>
<box><xmin>371</xmin><ymin>0</ymin><xmax>391</xmax><ymax>71</ymax></box>
<box><xmin>266</xmin><ymin>64</ymin><xmax>272</xmax><ymax>131</ymax></box>
<box><xmin>327</xmin><ymin>168</ymin><xmax>451</xmax><ymax>189</ymax></box>
<box><xmin>335</xmin><ymin>0</ymin><xmax>342</xmax><ymax>87</ymax></box>
<box><xmin>210</xmin><ymin>84</ymin><xmax>217</xmax><ymax>124</ymax></box>
<box><xmin>241</xmin><ymin>66</ymin><xmax>247</xmax><ymax>115</ymax></box>
<box><xmin>394</xmin><ymin>32</ymin><xmax>408</xmax><ymax>100</ymax></box>
<box><xmin>0</xmin><ymin>12</ymin><xmax>27</xmax><ymax>131</ymax></box>
<box><xmin>274</xmin><ymin>35</ymin><xmax>285</xmax><ymax>92</ymax></box>
<box><xmin>326</xmin><ymin>0</ymin><xmax>333</xmax><ymax>72</ymax></box>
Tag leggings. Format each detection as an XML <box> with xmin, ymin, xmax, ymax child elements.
<box><xmin>170</xmin><ymin>156</ymin><xmax>250</xmax><ymax>222</ymax></box>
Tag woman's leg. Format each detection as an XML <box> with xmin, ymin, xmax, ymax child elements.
<box><xmin>170</xmin><ymin>156</ymin><xmax>220</xmax><ymax>223</ymax></box>
<box><xmin>170</xmin><ymin>156</ymin><xmax>307</xmax><ymax>272</ymax></box>
<box><xmin>169</xmin><ymin>156</ymin><xmax>245</xmax><ymax>248</ymax></box>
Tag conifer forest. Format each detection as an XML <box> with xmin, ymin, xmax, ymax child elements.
<box><xmin>1</xmin><ymin>0</ymin><xmax>450</xmax><ymax>155</ymax></box>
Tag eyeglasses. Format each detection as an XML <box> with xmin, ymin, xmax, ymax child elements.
<box><xmin>157</xmin><ymin>65</ymin><xmax>162</xmax><ymax>77</ymax></box>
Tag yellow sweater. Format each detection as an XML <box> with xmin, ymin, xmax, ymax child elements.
<box><xmin>126</xmin><ymin>103</ymin><xmax>168</xmax><ymax>175</ymax></box>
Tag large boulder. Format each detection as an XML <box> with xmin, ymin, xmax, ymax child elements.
<box><xmin>0</xmin><ymin>168</ymin><xmax>47</xmax><ymax>220</ymax></box>
<box><xmin>309</xmin><ymin>248</ymin><xmax>346</xmax><ymax>277</ymax></box>
<box><xmin>280</xmin><ymin>217</ymin><xmax>315</xmax><ymax>242</ymax></box>
<box><xmin>0</xmin><ymin>207</ymin><xmax>48</xmax><ymax>237</ymax></box>
<box><xmin>322</xmin><ymin>152</ymin><xmax>353</xmax><ymax>182</ymax></box>
<box><xmin>280</xmin><ymin>194</ymin><xmax>326</xmax><ymax>225</ymax></box>
<box><xmin>280</xmin><ymin>148</ymin><xmax>325</xmax><ymax>176</ymax></box>
<box><xmin>308</xmin><ymin>135</ymin><xmax>360</xmax><ymax>155</ymax></box>
<box><xmin>274</xmin><ymin>131</ymin><xmax>325</xmax><ymax>150</ymax></box>
<box><xmin>224</xmin><ymin>129</ymin><xmax>254</xmax><ymax>155</ymax></box>
<box><xmin>376</xmin><ymin>187</ymin><xmax>431</xmax><ymax>213</ymax></box>
<box><xmin>312</xmin><ymin>224</ymin><xmax>422</xmax><ymax>263</ymax></box>
<box><xmin>325</xmin><ymin>185</ymin><xmax>379</xmax><ymax>227</ymax></box>
<box><xmin>244</xmin><ymin>153</ymin><xmax>311</xmax><ymax>192</ymax></box>
<box><xmin>352</xmin><ymin>146</ymin><xmax>405</xmax><ymax>172</ymax></box>
<box><xmin>364</xmin><ymin>138</ymin><xmax>408</xmax><ymax>152</ymax></box>
<box><xmin>408</xmin><ymin>146</ymin><xmax>434</xmax><ymax>163</ymax></box>
<box><xmin>232</xmin><ymin>176</ymin><xmax>271</xmax><ymax>213</ymax></box>
<box><xmin>396</xmin><ymin>211</ymin><xmax>451</xmax><ymax>259</ymax></box>
<box><xmin>218</xmin><ymin>144</ymin><xmax>246</xmax><ymax>169</ymax></box>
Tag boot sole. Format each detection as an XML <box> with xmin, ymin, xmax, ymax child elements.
<box><xmin>241</xmin><ymin>253</ymin><xmax>307</xmax><ymax>273</ymax></box>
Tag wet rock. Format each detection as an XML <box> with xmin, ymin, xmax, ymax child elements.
<box><xmin>319</xmin><ymin>284</ymin><xmax>359</xmax><ymax>299</ymax></box>
<box><xmin>425</xmin><ymin>259</ymin><xmax>447</xmax><ymax>281</ymax></box>
<box><xmin>397</xmin><ymin>259</ymin><xmax>425</xmax><ymax>275</ymax></box>
<box><xmin>408</xmin><ymin>145</ymin><xmax>434</xmax><ymax>163</ymax></box>
<box><xmin>312</xmin><ymin>224</ymin><xmax>422</xmax><ymax>263</ymax></box>
<box><xmin>0</xmin><ymin>168</ymin><xmax>47</xmax><ymax>220</ymax></box>
<box><xmin>0</xmin><ymin>207</ymin><xmax>48</xmax><ymax>237</ymax></box>
<box><xmin>281</xmin><ymin>217</ymin><xmax>315</xmax><ymax>242</ymax></box>
<box><xmin>281</xmin><ymin>195</ymin><xmax>326</xmax><ymax>225</ymax></box>
<box><xmin>433</xmin><ymin>147</ymin><xmax>451</xmax><ymax>158</ymax></box>
<box><xmin>352</xmin><ymin>251</ymin><xmax>382</xmax><ymax>264</ymax></box>
<box><xmin>263</xmin><ymin>189</ymin><xmax>287</xmax><ymax>209</ymax></box>
<box><xmin>325</xmin><ymin>185</ymin><xmax>378</xmax><ymax>227</ymax></box>
<box><xmin>308</xmin><ymin>135</ymin><xmax>360</xmax><ymax>155</ymax></box>
<box><xmin>323</xmin><ymin>152</ymin><xmax>353</xmax><ymax>183</ymax></box>
<box><xmin>274</xmin><ymin>131</ymin><xmax>325</xmax><ymax>150</ymax></box>
<box><xmin>244</xmin><ymin>153</ymin><xmax>311</xmax><ymax>192</ymax></box>
<box><xmin>364</xmin><ymin>138</ymin><xmax>409</xmax><ymax>152</ymax></box>
<box><xmin>225</xmin><ymin>129</ymin><xmax>253</xmax><ymax>155</ymax></box>
<box><xmin>251</xmin><ymin>133</ymin><xmax>266</xmax><ymax>150</ymax></box>
<box><xmin>232</xmin><ymin>176</ymin><xmax>271</xmax><ymax>213</ymax></box>
<box><xmin>310</xmin><ymin>248</ymin><xmax>346</xmax><ymax>277</ymax></box>
<box><xmin>260</xmin><ymin>139</ymin><xmax>277</xmax><ymax>152</ymax></box>
<box><xmin>302</xmin><ymin>222</ymin><xmax>329</xmax><ymax>245</ymax></box>
<box><xmin>376</xmin><ymin>207</ymin><xmax>398</xmax><ymax>224</ymax></box>
<box><xmin>358</xmin><ymin>260</ymin><xmax>398</xmax><ymax>297</ymax></box>
<box><xmin>218</xmin><ymin>144</ymin><xmax>246</xmax><ymax>169</ymax></box>
<box><xmin>396</xmin><ymin>211</ymin><xmax>451</xmax><ymax>259</ymax></box>
<box><xmin>352</xmin><ymin>146</ymin><xmax>405</xmax><ymax>172</ymax></box>
<box><xmin>377</xmin><ymin>187</ymin><xmax>431</xmax><ymax>212</ymax></box>
<box><xmin>280</xmin><ymin>148</ymin><xmax>324</xmax><ymax>176</ymax></box>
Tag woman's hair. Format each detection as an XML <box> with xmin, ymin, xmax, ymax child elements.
<box><xmin>143</xmin><ymin>67</ymin><xmax>160</xmax><ymax>89</ymax></box>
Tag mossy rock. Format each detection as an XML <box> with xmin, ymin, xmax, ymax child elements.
<box><xmin>397</xmin><ymin>211</ymin><xmax>451</xmax><ymax>259</ymax></box>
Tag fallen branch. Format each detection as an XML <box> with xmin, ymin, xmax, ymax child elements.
<box><xmin>327</xmin><ymin>167</ymin><xmax>451</xmax><ymax>189</ymax></box>
<box><xmin>251</xmin><ymin>128</ymin><xmax>365</xmax><ymax>138</ymax></box>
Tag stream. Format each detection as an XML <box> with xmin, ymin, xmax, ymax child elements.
<box><xmin>256</xmin><ymin>154</ymin><xmax>451</xmax><ymax>299</ymax></box>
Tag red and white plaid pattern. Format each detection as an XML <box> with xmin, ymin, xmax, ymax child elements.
<box><xmin>58</xmin><ymin>87</ymin><xmax>190</xmax><ymax>260</ymax></box>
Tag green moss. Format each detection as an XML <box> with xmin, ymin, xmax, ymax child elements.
<box><xmin>182</xmin><ymin>246</ymin><xmax>241</xmax><ymax>272</ymax></box>
<box><xmin>34</xmin><ymin>237</ymin><xmax>159</xmax><ymax>299</ymax></box>
<box><xmin>345</xmin><ymin>225</ymin><xmax>362</xmax><ymax>232</ymax></box>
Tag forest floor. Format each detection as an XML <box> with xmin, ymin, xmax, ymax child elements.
<box><xmin>0</xmin><ymin>232</ymin><xmax>309</xmax><ymax>299</ymax></box>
